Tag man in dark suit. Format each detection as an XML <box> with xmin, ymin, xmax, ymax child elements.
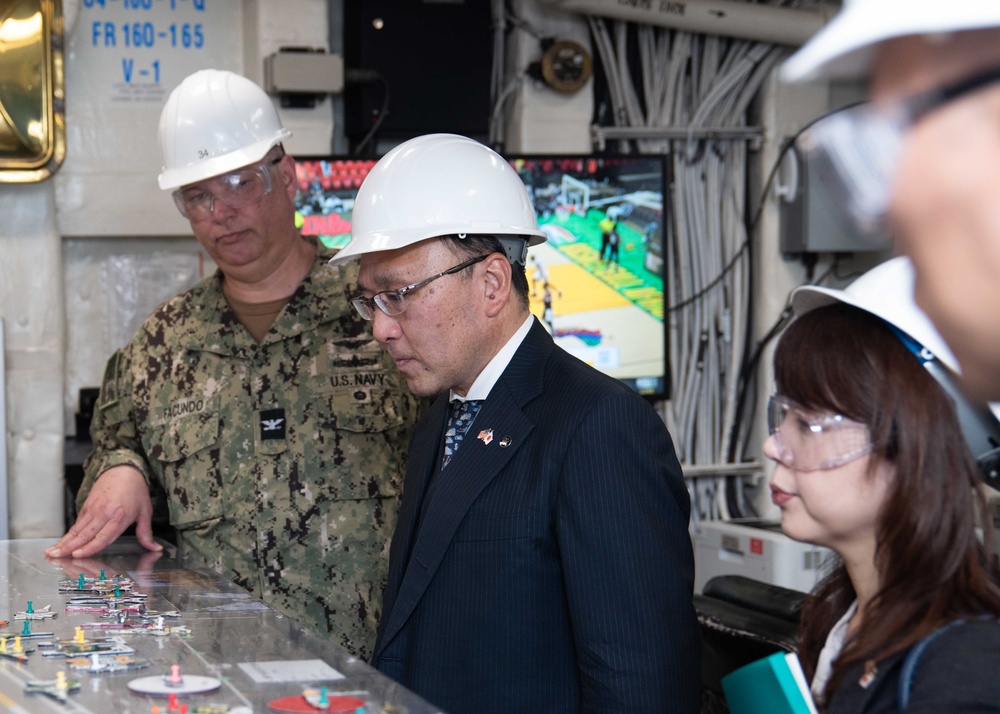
<box><xmin>329</xmin><ymin>133</ymin><xmax>699</xmax><ymax>714</ymax></box>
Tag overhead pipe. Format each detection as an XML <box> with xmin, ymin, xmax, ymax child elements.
<box><xmin>537</xmin><ymin>0</ymin><xmax>837</xmax><ymax>47</ymax></box>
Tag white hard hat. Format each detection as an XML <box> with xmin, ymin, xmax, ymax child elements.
<box><xmin>791</xmin><ymin>256</ymin><xmax>1000</xmax><ymax>483</ymax></box>
<box><xmin>328</xmin><ymin>133</ymin><xmax>546</xmax><ymax>266</ymax></box>
<box><xmin>782</xmin><ymin>0</ymin><xmax>1000</xmax><ymax>83</ymax></box>
<box><xmin>158</xmin><ymin>69</ymin><xmax>291</xmax><ymax>190</ymax></box>
<box><xmin>792</xmin><ymin>256</ymin><xmax>961</xmax><ymax>373</ymax></box>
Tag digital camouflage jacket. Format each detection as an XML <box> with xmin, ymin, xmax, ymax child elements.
<box><xmin>78</xmin><ymin>242</ymin><xmax>420</xmax><ymax>659</ymax></box>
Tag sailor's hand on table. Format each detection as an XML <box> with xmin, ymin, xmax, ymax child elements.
<box><xmin>45</xmin><ymin>465</ymin><xmax>161</xmax><ymax>559</ymax></box>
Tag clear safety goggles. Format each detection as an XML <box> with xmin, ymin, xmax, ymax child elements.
<box><xmin>766</xmin><ymin>394</ymin><xmax>873</xmax><ymax>472</ymax></box>
<box><xmin>795</xmin><ymin>66</ymin><xmax>1000</xmax><ymax>237</ymax></box>
<box><xmin>172</xmin><ymin>156</ymin><xmax>282</xmax><ymax>220</ymax></box>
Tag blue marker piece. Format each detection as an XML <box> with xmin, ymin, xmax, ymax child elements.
<box><xmin>78</xmin><ymin>573</ymin><xmax>86</xmax><ymax>590</ymax></box>
<box><xmin>100</xmin><ymin>569</ymin><xmax>106</xmax><ymax>580</ymax></box>
<box><xmin>25</xmin><ymin>601</ymin><xmax>33</xmax><ymax>614</ymax></box>
<box><xmin>21</xmin><ymin>621</ymin><xmax>30</xmax><ymax>636</ymax></box>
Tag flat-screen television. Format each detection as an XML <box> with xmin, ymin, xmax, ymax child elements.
<box><xmin>293</xmin><ymin>157</ymin><xmax>377</xmax><ymax>250</ymax></box>
<box><xmin>509</xmin><ymin>154</ymin><xmax>669</xmax><ymax>400</ymax></box>
<box><xmin>293</xmin><ymin>152</ymin><xmax>670</xmax><ymax>401</ymax></box>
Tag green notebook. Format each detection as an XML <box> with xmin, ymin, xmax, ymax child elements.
<box><xmin>721</xmin><ymin>651</ymin><xmax>819</xmax><ymax>714</ymax></box>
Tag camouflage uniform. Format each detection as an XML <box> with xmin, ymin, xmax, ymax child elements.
<box><xmin>77</xmin><ymin>240</ymin><xmax>420</xmax><ymax>660</ymax></box>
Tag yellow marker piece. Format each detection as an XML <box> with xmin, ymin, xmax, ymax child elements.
<box><xmin>0</xmin><ymin>692</ymin><xmax>20</xmax><ymax>707</ymax></box>
<box><xmin>12</xmin><ymin>637</ymin><xmax>22</xmax><ymax>653</ymax></box>
<box><xmin>56</xmin><ymin>671</ymin><xmax>66</xmax><ymax>689</ymax></box>
<box><xmin>74</xmin><ymin>626</ymin><xmax>86</xmax><ymax>644</ymax></box>
<box><xmin>0</xmin><ymin>636</ymin><xmax>7</xmax><ymax>653</ymax></box>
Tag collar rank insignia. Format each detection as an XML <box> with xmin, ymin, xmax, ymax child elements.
<box><xmin>260</xmin><ymin>408</ymin><xmax>286</xmax><ymax>440</ymax></box>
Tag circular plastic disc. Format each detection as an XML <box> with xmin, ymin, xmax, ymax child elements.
<box><xmin>268</xmin><ymin>694</ymin><xmax>365</xmax><ymax>713</ymax></box>
<box><xmin>127</xmin><ymin>674</ymin><xmax>221</xmax><ymax>695</ymax></box>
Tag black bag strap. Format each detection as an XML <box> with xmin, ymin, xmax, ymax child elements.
<box><xmin>897</xmin><ymin>619</ymin><xmax>966</xmax><ymax>710</ymax></box>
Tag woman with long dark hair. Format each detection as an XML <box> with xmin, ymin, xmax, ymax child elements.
<box><xmin>765</xmin><ymin>288</ymin><xmax>1000</xmax><ymax>712</ymax></box>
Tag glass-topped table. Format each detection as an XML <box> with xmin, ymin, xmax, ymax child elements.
<box><xmin>0</xmin><ymin>538</ymin><xmax>441</xmax><ymax>714</ymax></box>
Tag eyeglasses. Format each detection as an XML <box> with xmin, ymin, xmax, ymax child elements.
<box><xmin>351</xmin><ymin>253</ymin><xmax>490</xmax><ymax>320</ymax></box>
<box><xmin>766</xmin><ymin>394</ymin><xmax>873</xmax><ymax>472</ymax></box>
<box><xmin>795</xmin><ymin>65</ymin><xmax>1000</xmax><ymax>237</ymax></box>
<box><xmin>172</xmin><ymin>156</ymin><xmax>283</xmax><ymax>220</ymax></box>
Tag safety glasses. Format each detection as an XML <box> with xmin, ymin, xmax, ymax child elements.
<box><xmin>767</xmin><ymin>394</ymin><xmax>873</xmax><ymax>472</ymax></box>
<box><xmin>172</xmin><ymin>156</ymin><xmax>283</xmax><ymax>220</ymax></box>
<box><xmin>795</xmin><ymin>65</ymin><xmax>1000</xmax><ymax>237</ymax></box>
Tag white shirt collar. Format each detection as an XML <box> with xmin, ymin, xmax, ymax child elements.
<box><xmin>449</xmin><ymin>314</ymin><xmax>535</xmax><ymax>403</ymax></box>
<box><xmin>811</xmin><ymin>599</ymin><xmax>857</xmax><ymax>702</ymax></box>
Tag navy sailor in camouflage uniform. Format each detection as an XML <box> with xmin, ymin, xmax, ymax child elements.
<box><xmin>46</xmin><ymin>69</ymin><xmax>420</xmax><ymax>660</ymax></box>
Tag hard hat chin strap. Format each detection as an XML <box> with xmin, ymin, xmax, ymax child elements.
<box><xmin>889</xmin><ymin>324</ymin><xmax>1000</xmax><ymax>487</ymax></box>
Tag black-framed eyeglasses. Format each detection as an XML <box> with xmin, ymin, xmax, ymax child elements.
<box><xmin>796</xmin><ymin>65</ymin><xmax>1000</xmax><ymax>237</ymax></box>
<box><xmin>172</xmin><ymin>154</ymin><xmax>284</xmax><ymax>220</ymax></box>
<box><xmin>351</xmin><ymin>253</ymin><xmax>490</xmax><ymax>320</ymax></box>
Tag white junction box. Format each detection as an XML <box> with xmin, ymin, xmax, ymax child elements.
<box><xmin>692</xmin><ymin>520</ymin><xmax>832</xmax><ymax>595</ymax></box>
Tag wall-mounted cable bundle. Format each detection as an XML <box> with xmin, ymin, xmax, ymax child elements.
<box><xmin>586</xmin><ymin>1</ymin><xmax>814</xmax><ymax>521</ymax></box>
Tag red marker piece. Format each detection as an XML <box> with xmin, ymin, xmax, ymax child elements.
<box><xmin>268</xmin><ymin>694</ymin><xmax>365</xmax><ymax>713</ymax></box>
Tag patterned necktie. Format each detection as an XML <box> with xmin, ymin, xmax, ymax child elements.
<box><xmin>441</xmin><ymin>399</ymin><xmax>482</xmax><ymax>468</ymax></box>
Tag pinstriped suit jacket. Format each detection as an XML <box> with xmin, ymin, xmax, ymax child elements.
<box><xmin>372</xmin><ymin>318</ymin><xmax>700</xmax><ymax>714</ymax></box>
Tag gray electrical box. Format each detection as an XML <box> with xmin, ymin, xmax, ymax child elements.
<box><xmin>777</xmin><ymin>144</ymin><xmax>892</xmax><ymax>254</ymax></box>
<box><xmin>264</xmin><ymin>50</ymin><xmax>344</xmax><ymax>95</ymax></box>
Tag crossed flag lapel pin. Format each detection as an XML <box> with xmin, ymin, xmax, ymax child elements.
<box><xmin>477</xmin><ymin>429</ymin><xmax>514</xmax><ymax>448</ymax></box>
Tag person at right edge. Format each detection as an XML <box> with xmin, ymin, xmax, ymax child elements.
<box><xmin>764</xmin><ymin>257</ymin><xmax>1000</xmax><ymax>713</ymax></box>
<box><xmin>782</xmin><ymin>2</ymin><xmax>1000</xmax><ymax>402</ymax></box>
<box><xmin>329</xmin><ymin>133</ymin><xmax>700</xmax><ymax>714</ymax></box>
